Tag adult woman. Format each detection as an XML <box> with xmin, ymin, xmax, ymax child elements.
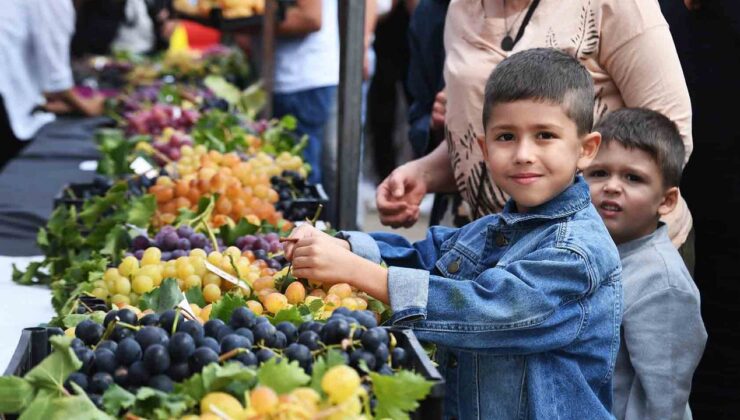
<box><xmin>377</xmin><ymin>0</ymin><xmax>693</xmax><ymax>248</ymax></box>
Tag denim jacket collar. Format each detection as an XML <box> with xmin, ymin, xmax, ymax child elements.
<box><xmin>500</xmin><ymin>175</ymin><xmax>591</xmax><ymax>225</ymax></box>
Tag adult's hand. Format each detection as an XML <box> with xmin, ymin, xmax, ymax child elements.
<box><xmin>430</xmin><ymin>90</ymin><xmax>446</xmax><ymax>131</ymax></box>
<box><xmin>684</xmin><ymin>0</ymin><xmax>701</xmax><ymax>10</ymax></box>
<box><xmin>376</xmin><ymin>162</ymin><xmax>428</xmax><ymax>228</ymax></box>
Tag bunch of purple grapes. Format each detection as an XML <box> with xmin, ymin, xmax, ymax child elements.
<box><xmin>235</xmin><ymin>233</ymin><xmax>285</xmax><ymax>270</ymax></box>
<box><xmin>152</xmin><ymin>131</ymin><xmax>193</xmax><ymax>163</ymax></box>
<box><xmin>128</xmin><ymin>225</ymin><xmax>223</xmax><ymax>261</ymax></box>
<box><xmin>125</xmin><ymin>104</ymin><xmax>200</xmax><ymax>136</ymax></box>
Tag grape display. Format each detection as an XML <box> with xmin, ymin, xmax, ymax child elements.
<box><xmin>65</xmin><ymin>305</ymin><xmax>407</xmax><ymax>412</ymax></box>
<box><xmin>125</xmin><ymin>104</ymin><xmax>200</xmax><ymax>136</ymax></box>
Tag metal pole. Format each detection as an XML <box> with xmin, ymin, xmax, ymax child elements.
<box><xmin>336</xmin><ymin>0</ymin><xmax>365</xmax><ymax>230</ymax></box>
<box><xmin>261</xmin><ymin>0</ymin><xmax>277</xmax><ymax>118</ymax></box>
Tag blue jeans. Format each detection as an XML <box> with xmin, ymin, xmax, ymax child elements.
<box><xmin>273</xmin><ymin>86</ymin><xmax>337</xmax><ymax>184</ymax></box>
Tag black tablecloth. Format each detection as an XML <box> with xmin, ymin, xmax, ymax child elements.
<box><xmin>0</xmin><ymin>116</ymin><xmax>112</xmax><ymax>256</ymax></box>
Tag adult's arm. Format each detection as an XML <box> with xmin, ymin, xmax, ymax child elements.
<box><xmin>600</xmin><ymin>1</ymin><xmax>693</xmax><ymax>164</ymax></box>
<box><xmin>277</xmin><ymin>0</ymin><xmax>322</xmax><ymax>37</ymax></box>
<box><xmin>31</xmin><ymin>0</ymin><xmax>75</xmax><ymax>95</ymax></box>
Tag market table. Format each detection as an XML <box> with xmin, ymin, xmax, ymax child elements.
<box><xmin>0</xmin><ymin>116</ymin><xmax>110</xmax><ymax>256</ymax></box>
<box><xmin>0</xmin><ymin>116</ymin><xmax>109</xmax><ymax>369</ymax></box>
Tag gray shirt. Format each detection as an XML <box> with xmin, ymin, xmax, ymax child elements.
<box><xmin>613</xmin><ymin>224</ymin><xmax>707</xmax><ymax>420</ymax></box>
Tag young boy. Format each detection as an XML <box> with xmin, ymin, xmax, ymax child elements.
<box><xmin>584</xmin><ymin>108</ymin><xmax>707</xmax><ymax>420</ymax></box>
<box><xmin>285</xmin><ymin>48</ymin><xmax>622</xmax><ymax>419</ymax></box>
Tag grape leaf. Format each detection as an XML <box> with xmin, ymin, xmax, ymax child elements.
<box><xmin>18</xmin><ymin>389</ymin><xmax>54</xmax><ymax>420</ymax></box>
<box><xmin>218</xmin><ymin>218</ymin><xmax>259</xmax><ymax>246</ymax></box>
<box><xmin>310</xmin><ymin>350</ymin><xmax>347</xmax><ymax>394</ymax></box>
<box><xmin>0</xmin><ymin>376</ymin><xmax>34</xmax><ymax>413</ymax></box>
<box><xmin>370</xmin><ymin>370</ymin><xmax>434</xmax><ymax>420</ymax></box>
<box><xmin>127</xmin><ymin>387</ymin><xmax>190</xmax><ymax>420</ymax></box>
<box><xmin>137</xmin><ymin>278</ymin><xmax>184</xmax><ymax>313</ymax></box>
<box><xmin>209</xmin><ymin>292</ymin><xmax>247</xmax><ymax>322</ymax></box>
<box><xmin>257</xmin><ymin>358</ymin><xmax>310</xmax><ymax>395</ymax></box>
<box><xmin>79</xmin><ymin>183</ymin><xmax>127</xmax><ymax>228</ymax></box>
<box><xmin>62</xmin><ymin>311</ymin><xmax>107</xmax><ymax>328</ymax></box>
<box><xmin>269</xmin><ymin>306</ymin><xmax>304</xmax><ymax>325</ymax></box>
<box><xmin>184</xmin><ymin>286</ymin><xmax>206</xmax><ymax>308</ymax></box>
<box><xmin>102</xmin><ymin>384</ymin><xmax>136</xmax><ymax>415</ymax></box>
<box><xmin>54</xmin><ymin>383</ymin><xmax>112</xmax><ymax>419</ymax></box>
<box><xmin>177</xmin><ymin>363</ymin><xmax>256</xmax><ymax>404</ymax></box>
<box><xmin>24</xmin><ymin>336</ymin><xmax>82</xmax><ymax>394</ymax></box>
<box><xmin>204</xmin><ymin>75</ymin><xmax>241</xmax><ymax>104</ymax></box>
<box><xmin>100</xmin><ymin>224</ymin><xmax>128</xmax><ymax>257</ymax></box>
<box><xmin>126</xmin><ymin>194</ymin><xmax>156</xmax><ymax>227</ymax></box>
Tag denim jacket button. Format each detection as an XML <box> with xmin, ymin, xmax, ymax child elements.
<box><xmin>447</xmin><ymin>259</ymin><xmax>460</xmax><ymax>274</ymax></box>
<box><xmin>495</xmin><ymin>233</ymin><xmax>509</xmax><ymax>247</ymax></box>
<box><xmin>448</xmin><ymin>355</ymin><xmax>458</xmax><ymax>368</ymax></box>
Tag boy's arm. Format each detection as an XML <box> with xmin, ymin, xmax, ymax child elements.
<box><xmin>620</xmin><ymin>288</ymin><xmax>707</xmax><ymax>419</ymax></box>
<box><xmin>340</xmin><ymin>225</ymin><xmax>458</xmax><ymax>271</ymax></box>
<box><xmin>377</xmin><ymin>246</ymin><xmax>610</xmax><ymax>353</ymax></box>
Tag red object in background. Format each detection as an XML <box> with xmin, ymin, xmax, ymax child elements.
<box><xmin>181</xmin><ymin>20</ymin><xmax>221</xmax><ymax>50</ymax></box>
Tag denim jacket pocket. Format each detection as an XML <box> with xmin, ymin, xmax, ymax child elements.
<box><xmin>434</xmin><ymin>246</ymin><xmax>477</xmax><ymax>280</ymax></box>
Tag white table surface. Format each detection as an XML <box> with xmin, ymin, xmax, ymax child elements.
<box><xmin>0</xmin><ymin>255</ymin><xmax>55</xmax><ymax>371</ymax></box>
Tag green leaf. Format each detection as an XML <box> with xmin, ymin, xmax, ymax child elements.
<box><xmin>79</xmin><ymin>183</ymin><xmax>127</xmax><ymax>228</ymax></box>
<box><xmin>279</xmin><ymin>114</ymin><xmax>297</xmax><ymax>131</ymax></box>
<box><xmin>310</xmin><ymin>350</ymin><xmax>347</xmax><ymax>394</ymax></box>
<box><xmin>238</xmin><ymin>82</ymin><xmax>266</xmax><ymax>119</ymax></box>
<box><xmin>307</xmin><ymin>298</ymin><xmax>324</xmax><ymax>315</ymax></box>
<box><xmin>102</xmin><ymin>384</ymin><xmax>136</xmax><ymax>415</ymax></box>
<box><xmin>24</xmin><ymin>336</ymin><xmax>81</xmax><ymax>395</ymax></box>
<box><xmin>270</xmin><ymin>306</ymin><xmax>310</xmax><ymax>326</ymax></box>
<box><xmin>209</xmin><ymin>292</ymin><xmax>247</xmax><ymax>322</ymax></box>
<box><xmin>257</xmin><ymin>358</ymin><xmax>310</xmax><ymax>395</ymax></box>
<box><xmin>0</xmin><ymin>376</ymin><xmax>34</xmax><ymax>413</ymax></box>
<box><xmin>218</xmin><ymin>218</ymin><xmax>259</xmax><ymax>246</ymax></box>
<box><xmin>126</xmin><ymin>194</ymin><xmax>156</xmax><ymax>227</ymax></box>
<box><xmin>100</xmin><ymin>224</ymin><xmax>128</xmax><ymax>257</ymax></box>
<box><xmin>12</xmin><ymin>261</ymin><xmax>48</xmax><ymax>285</ymax></box>
<box><xmin>201</xmin><ymin>362</ymin><xmax>256</xmax><ymax>395</ymax></box>
<box><xmin>49</xmin><ymin>384</ymin><xmax>112</xmax><ymax>420</ymax></box>
<box><xmin>129</xmin><ymin>387</ymin><xmax>190</xmax><ymax>420</ymax></box>
<box><xmin>184</xmin><ymin>286</ymin><xmax>206</xmax><ymax>308</ymax></box>
<box><xmin>370</xmin><ymin>370</ymin><xmax>434</xmax><ymax>420</ymax></box>
<box><xmin>137</xmin><ymin>278</ymin><xmax>183</xmax><ymax>313</ymax></box>
<box><xmin>18</xmin><ymin>389</ymin><xmax>54</xmax><ymax>420</ymax></box>
<box><xmin>62</xmin><ymin>311</ymin><xmax>107</xmax><ymax>328</ymax></box>
<box><xmin>204</xmin><ymin>75</ymin><xmax>241</xmax><ymax>104</ymax></box>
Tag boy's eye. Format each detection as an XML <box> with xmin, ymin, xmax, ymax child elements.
<box><xmin>625</xmin><ymin>174</ymin><xmax>643</xmax><ymax>182</ymax></box>
<box><xmin>537</xmin><ymin>132</ymin><xmax>557</xmax><ymax>140</ymax></box>
<box><xmin>586</xmin><ymin>169</ymin><xmax>607</xmax><ymax>178</ymax></box>
<box><xmin>495</xmin><ymin>133</ymin><xmax>515</xmax><ymax>141</ymax></box>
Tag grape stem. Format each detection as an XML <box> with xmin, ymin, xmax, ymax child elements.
<box><xmin>218</xmin><ymin>347</ymin><xmax>247</xmax><ymax>362</ymax></box>
<box><xmin>117</xmin><ymin>321</ymin><xmax>141</xmax><ymax>331</ymax></box>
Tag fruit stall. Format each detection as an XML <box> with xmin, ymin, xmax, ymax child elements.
<box><xmin>0</xmin><ymin>11</ymin><xmax>443</xmax><ymax>418</ymax></box>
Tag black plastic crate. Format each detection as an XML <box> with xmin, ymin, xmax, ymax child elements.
<box><xmin>53</xmin><ymin>178</ymin><xmax>113</xmax><ymax>211</ymax></box>
<box><xmin>4</xmin><ymin>326</ymin><xmax>443</xmax><ymax>419</ymax></box>
<box><xmin>388</xmin><ymin>327</ymin><xmax>445</xmax><ymax>419</ymax></box>
<box><xmin>282</xmin><ymin>183</ymin><xmax>329</xmax><ymax>221</ymax></box>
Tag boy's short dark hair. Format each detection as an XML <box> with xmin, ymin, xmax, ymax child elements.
<box><xmin>482</xmin><ymin>48</ymin><xmax>595</xmax><ymax>135</ymax></box>
<box><xmin>594</xmin><ymin>108</ymin><xmax>684</xmax><ymax>188</ymax></box>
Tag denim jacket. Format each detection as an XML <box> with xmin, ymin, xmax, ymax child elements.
<box><xmin>343</xmin><ymin>177</ymin><xmax>622</xmax><ymax>419</ymax></box>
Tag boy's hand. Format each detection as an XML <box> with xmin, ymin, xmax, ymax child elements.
<box><xmin>283</xmin><ymin>224</ymin><xmax>349</xmax><ymax>260</ymax></box>
<box><xmin>289</xmin><ymin>235</ymin><xmax>358</xmax><ymax>286</ymax></box>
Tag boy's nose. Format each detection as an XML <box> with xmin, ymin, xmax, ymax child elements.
<box><xmin>513</xmin><ymin>140</ymin><xmax>535</xmax><ymax>164</ymax></box>
<box><xmin>603</xmin><ymin>177</ymin><xmax>622</xmax><ymax>193</ymax></box>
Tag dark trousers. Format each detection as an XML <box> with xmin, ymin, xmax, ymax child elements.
<box><xmin>658</xmin><ymin>1</ymin><xmax>740</xmax><ymax>417</ymax></box>
<box><xmin>0</xmin><ymin>96</ymin><xmax>29</xmax><ymax>171</ymax></box>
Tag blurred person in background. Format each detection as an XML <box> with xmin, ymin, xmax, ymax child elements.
<box><xmin>0</xmin><ymin>0</ymin><xmax>105</xmax><ymax>170</ymax></box>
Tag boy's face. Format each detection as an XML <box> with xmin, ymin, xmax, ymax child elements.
<box><xmin>480</xmin><ymin>100</ymin><xmax>600</xmax><ymax>212</ymax></box>
<box><xmin>584</xmin><ymin>141</ymin><xmax>678</xmax><ymax>244</ymax></box>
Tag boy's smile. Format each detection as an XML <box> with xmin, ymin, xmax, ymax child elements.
<box><xmin>481</xmin><ymin>100</ymin><xmax>600</xmax><ymax>212</ymax></box>
<box><xmin>585</xmin><ymin>142</ymin><xmax>678</xmax><ymax>244</ymax></box>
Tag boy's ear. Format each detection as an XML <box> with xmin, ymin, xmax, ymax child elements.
<box><xmin>577</xmin><ymin>131</ymin><xmax>602</xmax><ymax>170</ymax></box>
<box><xmin>658</xmin><ymin>186</ymin><xmax>679</xmax><ymax>216</ymax></box>
<box><xmin>478</xmin><ymin>135</ymin><xmax>489</xmax><ymax>160</ymax></box>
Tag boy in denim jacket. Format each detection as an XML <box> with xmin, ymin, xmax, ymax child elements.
<box><xmin>584</xmin><ymin>108</ymin><xmax>707</xmax><ymax>420</ymax></box>
<box><xmin>285</xmin><ymin>48</ymin><xmax>622</xmax><ymax>419</ymax></box>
